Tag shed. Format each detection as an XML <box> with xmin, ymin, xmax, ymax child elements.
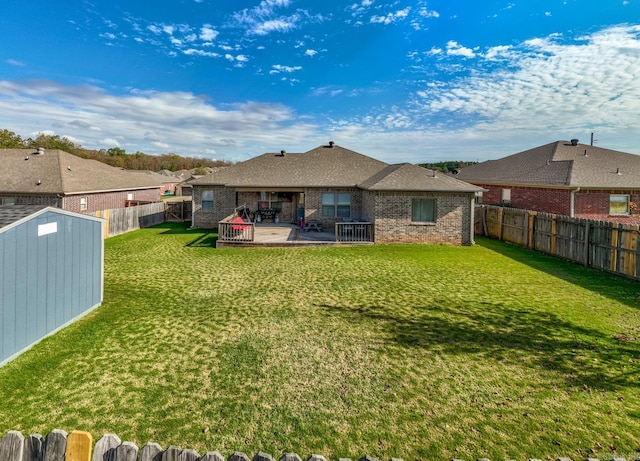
<box><xmin>0</xmin><ymin>205</ymin><xmax>104</xmax><ymax>366</ymax></box>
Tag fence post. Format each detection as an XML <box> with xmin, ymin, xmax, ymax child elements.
<box><xmin>498</xmin><ymin>206</ymin><xmax>504</xmax><ymax>241</ymax></box>
<box><xmin>583</xmin><ymin>220</ymin><xmax>590</xmax><ymax>267</ymax></box>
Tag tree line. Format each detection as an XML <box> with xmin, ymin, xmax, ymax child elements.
<box><xmin>419</xmin><ymin>160</ymin><xmax>478</xmax><ymax>174</ymax></box>
<box><xmin>0</xmin><ymin>129</ymin><xmax>231</xmax><ymax>172</ymax></box>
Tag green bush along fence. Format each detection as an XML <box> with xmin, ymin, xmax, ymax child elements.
<box><xmin>475</xmin><ymin>205</ymin><xmax>640</xmax><ymax>280</ymax></box>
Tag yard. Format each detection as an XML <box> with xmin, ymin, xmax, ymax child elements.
<box><xmin>0</xmin><ymin>223</ymin><xmax>639</xmax><ymax>460</ymax></box>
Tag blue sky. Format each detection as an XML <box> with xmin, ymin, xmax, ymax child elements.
<box><xmin>1</xmin><ymin>0</ymin><xmax>639</xmax><ymax>163</ymax></box>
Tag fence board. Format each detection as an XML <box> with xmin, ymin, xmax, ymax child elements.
<box><xmin>140</xmin><ymin>442</ymin><xmax>163</xmax><ymax>461</ymax></box>
<box><xmin>24</xmin><ymin>433</ymin><xmax>45</xmax><ymax>461</ymax></box>
<box><xmin>475</xmin><ymin>205</ymin><xmax>640</xmax><ymax>281</ymax></box>
<box><xmin>114</xmin><ymin>441</ymin><xmax>138</xmax><ymax>461</ymax></box>
<box><xmin>65</xmin><ymin>431</ymin><xmax>92</xmax><ymax>461</ymax></box>
<box><xmin>93</xmin><ymin>434</ymin><xmax>121</xmax><ymax>461</ymax></box>
<box><xmin>0</xmin><ymin>430</ymin><xmax>24</xmax><ymax>461</ymax></box>
<box><xmin>93</xmin><ymin>202</ymin><xmax>166</xmax><ymax>238</ymax></box>
<box><xmin>44</xmin><ymin>430</ymin><xmax>68</xmax><ymax>461</ymax></box>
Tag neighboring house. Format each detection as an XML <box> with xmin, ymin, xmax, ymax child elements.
<box><xmin>0</xmin><ymin>205</ymin><xmax>104</xmax><ymax>366</ymax></box>
<box><xmin>0</xmin><ymin>148</ymin><xmax>163</xmax><ymax>213</ymax></box>
<box><xmin>190</xmin><ymin>143</ymin><xmax>483</xmax><ymax>245</ymax></box>
<box><xmin>455</xmin><ymin>140</ymin><xmax>640</xmax><ymax>224</ymax></box>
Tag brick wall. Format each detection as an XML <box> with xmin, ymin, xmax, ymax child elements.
<box><xmin>371</xmin><ymin>191</ymin><xmax>474</xmax><ymax>245</ymax></box>
<box><xmin>0</xmin><ymin>189</ymin><xmax>161</xmax><ymax>214</ymax></box>
<box><xmin>193</xmin><ymin>185</ymin><xmax>237</xmax><ymax>228</ymax></box>
<box><xmin>475</xmin><ymin>184</ymin><xmax>640</xmax><ymax>224</ymax></box>
<box><xmin>303</xmin><ymin>188</ymin><xmax>363</xmax><ymax>227</ymax></box>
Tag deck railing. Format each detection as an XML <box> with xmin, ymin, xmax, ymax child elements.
<box><xmin>218</xmin><ymin>220</ymin><xmax>255</xmax><ymax>243</ymax></box>
<box><xmin>335</xmin><ymin>221</ymin><xmax>373</xmax><ymax>242</ymax></box>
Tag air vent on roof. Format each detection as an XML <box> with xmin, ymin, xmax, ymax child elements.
<box><xmin>329</xmin><ymin>141</ymin><xmax>335</xmax><ymax>148</ymax></box>
<box><xmin>570</xmin><ymin>139</ymin><xmax>579</xmax><ymax>146</ymax></box>
<box><xmin>37</xmin><ymin>147</ymin><xmax>45</xmax><ymax>155</ymax></box>
<box><xmin>277</xmin><ymin>150</ymin><xmax>285</xmax><ymax>157</ymax></box>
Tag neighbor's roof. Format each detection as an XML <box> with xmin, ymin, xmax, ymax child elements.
<box><xmin>456</xmin><ymin>141</ymin><xmax>640</xmax><ymax>189</ymax></box>
<box><xmin>0</xmin><ymin>149</ymin><xmax>165</xmax><ymax>195</ymax></box>
<box><xmin>190</xmin><ymin>144</ymin><xmax>481</xmax><ymax>192</ymax></box>
<box><xmin>0</xmin><ymin>205</ymin><xmax>48</xmax><ymax>229</ymax></box>
<box><xmin>0</xmin><ymin>204</ymin><xmax>104</xmax><ymax>232</ymax></box>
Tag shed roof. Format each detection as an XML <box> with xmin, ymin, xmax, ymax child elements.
<box><xmin>0</xmin><ymin>148</ymin><xmax>165</xmax><ymax>195</ymax></box>
<box><xmin>456</xmin><ymin>141</ymin><xmax>640</xmax><ymax>188</ymax></box>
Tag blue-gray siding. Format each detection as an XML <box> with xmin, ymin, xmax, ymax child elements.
<box><xmin>0</xmin><ymin>210</ymin><xmax>103</xmax><ymax>365</ymax></box>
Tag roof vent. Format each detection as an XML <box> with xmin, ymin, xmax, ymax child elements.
<box><xmin>36</xmin><ymin>180</ymin><xmax>41</xmax><ymax>185</ymax></box>
<box><xmin>37</xmin><ymin>147</ymin><xmax>45</xmax><ymax>155</ymax></box>
<box><xmin>570</xmin><ymin>139</ymin><xmax>579</xmax><ymax>146</ymax></box>
<box><xmin>584</xmin><ymin>149</ymin><xmax>588</xmax><ymax>157</ymax></box>
<box><xmin>329</xmin><ymin>141</ymin><xmax>335</xmax><ymax>148</ymax></box>
<box><xmin>277</xmin><ymin>150</ymin><xmax>285</xmax><ymax>157</ymax></box>
<box><xmin>616</xmin><ymin>167</ymin><xmax>622</xmax><ymax>175</ymax></box>
<box><xmin>24</xmin><ymin>156</ymin><xmax>29</xmax><ymax>160</ymax></box>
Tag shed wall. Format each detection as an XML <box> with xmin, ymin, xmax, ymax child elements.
<box><xmin>0</xmin><ymin>211</ymin><xmax>103</xmax><ymax>365</ymax></box>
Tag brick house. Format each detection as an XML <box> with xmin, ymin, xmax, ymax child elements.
<box><xmin>0</xmin><ymin>148</ymin><xmax>165</xmax><ymax>213</ymax></box>
<box><xmin>190</xmin><ymin>143</ymin><xmax>483</xmax><ymax>245</ymax></box>
<box><xmin>456</xmin><ymin>140</ymin><xmax>640</xmax><ymax>225</ymax></box>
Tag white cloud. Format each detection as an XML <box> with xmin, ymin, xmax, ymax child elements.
<box><xmin>200</xmin><ymin>25</ymin><xmax>219</xmax><ymax>41</ymax></box>
<box><xmin>446</xmin><ymin>41</ymin><xmax>476</xmax><ymax>58</ymax></box>
<box><xmin>250</xmin><ymin>18</ymin><xmax>298</xmax><ymax>35</ymax></box>
<box><xmin>305</xmin><ymin>49</ymin><xmax>318</xmax><ymax>57</ymax></box>
<box><xmin>370</xmin><ymin>7</ymin><xmax>411</xmax><ymax>25</ymax></box>
<box><xmin>6</xmin><ymin>59</ymin><xmax>25</xmax><ymax>67</ymax></box>
<box><xmin>102</xmin><ymin>137</ymin><xmax>121</xmax><ymax>147</ymax></box>
<box><xmin>0</xmin><ymin>79</ymin><xmax>318</xmax><ymax>159</ymax></box>
<box><xmin>270</xmin><ymin>64</ymin><xmax>302</xmax><ymax>74</ymax></box>
<box><xmin>415</xmin><ymin>25</ymin><xmax>640</xmax><ymax>156</ymax></box>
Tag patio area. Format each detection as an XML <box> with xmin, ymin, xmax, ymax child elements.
<box><xmin>216</xmin><ymin>223</ymin><xmax>373</xmax><ymax>247</ymax></box>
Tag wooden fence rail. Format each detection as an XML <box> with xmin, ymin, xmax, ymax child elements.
<box><xmin>475</xmin><ymin>205</ymin><xmax>640</xmax><ymax>280</ymax></box>
<box><xmin>2</xmin><ymin>430</ymin><xmax>637</xmax><ymax>461</ymax></box>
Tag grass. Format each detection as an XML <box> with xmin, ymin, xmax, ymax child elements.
<box><xmin>1</xmin><ymin>223</ymin><xmax>639</xmax><ymax>460</ymax></box>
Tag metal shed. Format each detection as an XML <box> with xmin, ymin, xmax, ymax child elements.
<box><xmin>0</xmin><ymin>205</ymin><xmax>104</xmax><ymax>366</ymax></box>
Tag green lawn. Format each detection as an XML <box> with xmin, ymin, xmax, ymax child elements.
<box><xmin>1</xmin><ymin>223</ymin><xmax>639</xmax><ymax>460</ymax></box>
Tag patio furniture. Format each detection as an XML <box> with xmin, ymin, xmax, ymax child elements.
<box><xmin>304</xmin><ymin>220</ymin><xmax>323</xmax><ymax>232</ymax></box>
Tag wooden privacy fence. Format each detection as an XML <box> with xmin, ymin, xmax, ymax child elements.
<box><xmin>0</xmin><ymin>430</ymin><xmax>388</xmax><ymax>461</ymax></box>
<box><xmin>3</xmin><ymin>430</ymin><xmax>637</xmax><ymax>461</ymax></box>
<box><xmin>92</xmin><ymin>202</ymin><xmax>167</xmax><ymax>238</ymax></box>
<box><xmin>476</xmin><ymin>205</ymin><xmax>640</xmax><ymax>280</ymax></box>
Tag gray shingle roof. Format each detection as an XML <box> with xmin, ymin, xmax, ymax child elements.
<box><xmin>0</xmin><ymin>205</ymin><xmax>48</xmax><ymax>229</ymax></box>
<box><xmin>191</xmin><ymin>144</ymin><xmax>482</xmax><ymax>192</ymax></box>
<box><xmin>0</xmin><ymin>149</ymin><xmax>165</xmax><ymax>195</ymax></box>
<box><xmin>456</xmin><ymin>141</ymin><xmax>640</xmax><ymax>188</ymax></box>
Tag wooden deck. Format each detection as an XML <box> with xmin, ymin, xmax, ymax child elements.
<box><xmin>216</xmin><ymin>223</ymin><xmax>372</xmax><ymax>248</ymax></box>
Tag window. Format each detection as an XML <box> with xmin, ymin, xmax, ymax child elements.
<box><xmin>322</xmin><ymin>192</ymin><xmax>351</xmax><ymax>218</ymax></box>
<box><xmin>0</xmin><ymin>197</ymin><xmax>16</xmax><ymax>205</ymax></box>
<box><xmin>80</xmin><ymin>197</ymin><xmax>88</xmax><ymax>211</ymax></box>
<box><xmin>202</xmin><ymin>190</ymin><xmax>214</xmax><ymax>211</ymax></box>
<box><xmin>475</xmin><ymin>191</ymin><xmax>483</xmax><ymax>204</ymax></box>
<box><xmin>127</xmin><ymin>193</ymin><xmax>134</xmax><ymax>201</ymax></box>
<box><xmin>501</xmin><ymin>188</ymin><xmax>511</xmax><ymax>205</ymax></box>
<box><xmin>610</xmin><ymin>194</ymin><xmax>629</xmax><ymax>215</ymax></box>
<box><xmin>258</xmin><ymin>191</ymin><xmax>281</xmax><ymax>211</ymax></box>
<box><xmin>412</xmin><ymin>198</ymin><xmax>436</xmax><ymax>223</ymax></box>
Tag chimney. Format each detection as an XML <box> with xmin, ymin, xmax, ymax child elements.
<box><xmin>570</xmin><ymin>139</ymin><xmax>579</xmax><ymax>146</ymax></box>
<box><xmin>37</xmin><ymin>147</ymin><xmax>45</xmax><ymax>155</ymax></box>
<box><xmin>328</xmin><ymin>141</ymin><xmax>335</xmax><ymax>148</ymax></box>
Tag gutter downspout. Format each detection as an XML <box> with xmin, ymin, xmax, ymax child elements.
<box><xmin>570</xmin><ymin>187</ymin><xmax>580</xmax><ymax>217</ymax></box>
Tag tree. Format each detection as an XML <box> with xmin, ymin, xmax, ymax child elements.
<box><xmin>0</xmin><ymin>129</ymin><xmax>26</xmax><ymax>148</ymax></box>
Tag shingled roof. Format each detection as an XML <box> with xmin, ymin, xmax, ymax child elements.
<box><xmin>0</xmin><ymin>148</ymin><xmax>165</xmax><ymax>195</ymax></box>
<box><xmin>456</xmin><ymin>141</ymin><xmax>640</xmax><ymax>189</ymax></box>
<box><xmin>0</xmin><ymin>205</ymin><xmax>48</xmax><ymax>229</ymax></box>
<box><xmin>191</xmin><ymin>143</ymin><xmax>482</xmax><ymax>192</ymax></box>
